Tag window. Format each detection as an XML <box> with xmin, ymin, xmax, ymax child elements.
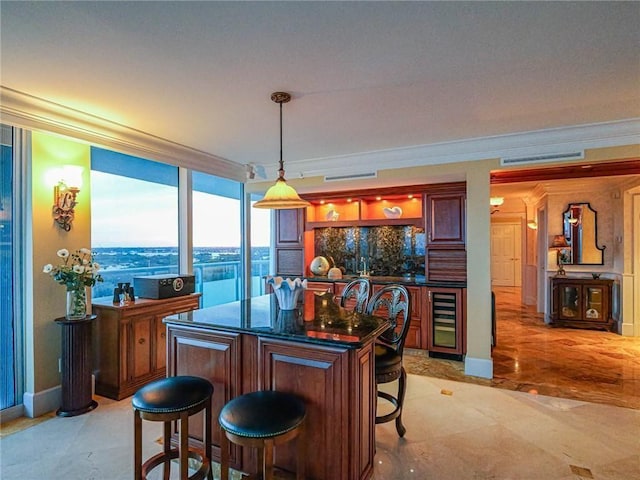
<box><xmin>0</xmin><ymin>125</ymin><xmax>18</xmax><ymax>409</ymax></box>
<box><xmin>192</xmin><ymin>171</ymin><xmax>242</xmax><ymax>307</ymax></box>
<box><xmin>90</xmin><ymin>147</ymin><xmax>179</xmax><ymax>299</ymax></box>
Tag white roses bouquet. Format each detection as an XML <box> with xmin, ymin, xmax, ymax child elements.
<box><xmin>43</xmin><ymin>248</ymin><xmax>103</xmax><ymax>292</ymax></box>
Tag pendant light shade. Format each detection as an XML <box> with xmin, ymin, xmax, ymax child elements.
<box><xmin>253</xmin><ymin>92</ymin><xmax>310</xmax><ymax>209</ymax></box>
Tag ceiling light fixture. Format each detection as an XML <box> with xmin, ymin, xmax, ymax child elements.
<box><xmin>253</xmin><ymin>92</ymin><xmax>310</xmax><ymax>209</ymax></box>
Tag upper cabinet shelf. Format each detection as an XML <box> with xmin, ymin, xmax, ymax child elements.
<box><xmin>304</xmin><ymin>194</ymin><xmax>424</xmax><ymax>229</ymax></box>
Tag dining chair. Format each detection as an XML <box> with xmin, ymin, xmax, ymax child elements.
<box><xmin>366</xmin><ymin>284</ymin><xmax>411</xmax><ymax>437</ymax></box>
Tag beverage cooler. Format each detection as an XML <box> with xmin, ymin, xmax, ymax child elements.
<box><xmin>427</xmin><ymin>287</ymin><xmax>465</xmax><ymax>360</ymax></box>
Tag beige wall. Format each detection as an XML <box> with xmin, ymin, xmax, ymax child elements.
<box><xmin>29</xmin><ymin>132</ymin><xmax>91</xmax><ymax>399</ymax></box>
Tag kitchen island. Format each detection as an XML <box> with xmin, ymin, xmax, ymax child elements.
<box><xmin>164</xmin><ymin>290</ymin><xmax>390</xmax><ymax>480</ymax></box>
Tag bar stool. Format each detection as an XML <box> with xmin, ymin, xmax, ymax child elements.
<box><xmin>367</xmin><ymin>284</ymin><xmax>412</xmax><ymax>437</ymax></box>
<box><xmin>132</xmin><ymin>375</ymin><xmax>214</xmax><ymax>480</ymax></box>
<box><xmin>219</xmin><ymin>390</ymin><xmax>306</xmax><ymax>480</ymax></box>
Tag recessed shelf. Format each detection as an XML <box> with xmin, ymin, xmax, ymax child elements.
<box><xmin>305</xmin><ymin>194</ymin><xmax>424</xmax><ymax>228</ymax></box>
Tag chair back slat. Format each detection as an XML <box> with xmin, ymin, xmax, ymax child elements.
<box><xmin>339</xmin><ymin>278</ymin><xmax>372</xmax><ymax>314</ymax></box>
<box><xmin>366</xmin><ymin>284</ymin><xmax>411</xmax><ymax>354</ymax></box>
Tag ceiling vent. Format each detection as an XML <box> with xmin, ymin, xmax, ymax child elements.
<box><xmin>324</xmin><ymin>171</ymin><xmax>378</xmax><ymax>182</ymax></box>
<box><xmin>500</xmin><ymin>151</ymin><xmax>584</xmax><ymax>166</ymax></box>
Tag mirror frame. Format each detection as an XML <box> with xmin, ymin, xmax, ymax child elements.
<box><xmin>562</xmin><ymin>202</ymin><xmax>605</xmax><ymax>265</ymax></box>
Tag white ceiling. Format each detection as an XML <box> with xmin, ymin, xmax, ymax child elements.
<box><xmin>1</xmin><ymin>1</ymin><xmax>639</xmax><ymax>185</ymax></box>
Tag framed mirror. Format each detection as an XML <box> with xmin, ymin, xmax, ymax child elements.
<box><xmin>562</xmin><ymin>202</ymin><xmax>605</xmax><ymax>265</ymax></box>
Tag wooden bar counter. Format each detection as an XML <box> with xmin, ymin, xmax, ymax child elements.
<box><xmin>164</xmin><ymin>290</ymin><xmax>389</xmax><ymax>480</ymax></box>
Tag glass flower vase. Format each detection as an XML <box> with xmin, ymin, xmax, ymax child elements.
<box><xmin>66</xmin><ymin>288</ymin><xmax>88</xmax><ymax>320</ymax></box>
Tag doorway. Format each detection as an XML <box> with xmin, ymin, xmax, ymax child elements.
<box><xmin>490</xmin><ymin>221</ymin><xmax>522</xmax><ymax>287</ymax></box>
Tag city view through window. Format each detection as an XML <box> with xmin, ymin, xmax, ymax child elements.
<box><xmin>90</xmin><ymin>148</ymin><xmax>271</xmax><ymax>307</ymax></box>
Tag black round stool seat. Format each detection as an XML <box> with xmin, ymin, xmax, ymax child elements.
<box><xmin>218</xmin><ymin>390</ymin><xmax>307</xmax><ymax>480</ymax></box>
<box><xmin>219</xmin><ymin>390</ymin><xmax>306</xmax><ymax>438</ymax></box>
<box><xmin>133</xmin><ymin>375</ymin><xmax>213</xmax><ymax>414</ymax></box>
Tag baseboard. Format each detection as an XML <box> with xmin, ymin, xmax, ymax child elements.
<box><xmin>23</xmin><ymin>385</ymin><xmax>61</xmax><ymax>418</ymax></box>
<box><xmin>464</xmin><ymin>356</ymin><xmax>493</xmax><ymax>379</ymax></box>
<box><xmin>0</xmin><ymin>404</ymin><xmax>25</xmax><ymax>423</ymax></box>
<box><xmin>620</xmin><ymin>321</ymin><xmax>635</xmax><ymax>337</ymax></box>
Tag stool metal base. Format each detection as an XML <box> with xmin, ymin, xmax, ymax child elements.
<box><xmin>142</xmin><ymin>449</ymin><xmax>210</xmax><ymax>480</ymax></box>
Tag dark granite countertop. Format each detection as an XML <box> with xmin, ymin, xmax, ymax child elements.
<box><xmin>164</xmin><ymin>290</ymin><xmax>390</xmax><ymax>349</ymax></box>
<box><xmin>302</xmin><ymin>274</ymin><xmax>466</xmax><ymax>289</ymax></box>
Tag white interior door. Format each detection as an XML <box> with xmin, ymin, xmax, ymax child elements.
<box><xmin>491</xmin><ymin>223</ymin><xmax>522</xmax><ymax>287</ymax></box>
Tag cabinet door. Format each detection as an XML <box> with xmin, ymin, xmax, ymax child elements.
<box><xmin>426</xmin><ymin>193</ymin><xmax>465</xmax><ymax>246</ymax></box>
<box><xmin>167</xmin><ymin>327</ymin><xmax>242</xmax><ymax>467</ymax></box>
<box><xmin>275</xmin><ymin>208</ymin><xmax>304</xmax><ymax>247</ymax></box>
<box><xmin>131</xmin><ymin>316</ymin><xmax>153</xmax><ymax>379</ymax></box>
<box><xmin>258</xmin><ymin>338</ymin><xmax>367</xmax><ymax>480</ymax></box>
<box><xmin>275</xmin><ymin>248</ymin><xmax>304</xmax><ymax>276</ymax></box>
<box><xmin>427</xmin><ymin>287</ymin><xmax>463</xmax><ymax>357</ymax></box>
<box><xmin>584</xmin><ymin>284</ymin><xmax>607</xmax><ymax>322</ymax></box>
<box><xmin>558</xmin><ymin>285</ymin><xmax>581</xmax><ymax>320</ymax></box>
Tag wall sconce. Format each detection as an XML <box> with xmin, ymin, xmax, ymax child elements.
<box><xmin>51</xmin><ymin>165</ymin><xmax>83</xmax><ymax>231</ymax></box>
<box><xmin>490</xmin><ymin>196</ymin><xmax>504</xmax><ymax>214</ymax></box>
<box><xmin>549</xmin><ymin>234</ymin><xmax>570</xmax><ymax>277</ymax></box>
<box><xmin>527</xmin><ymin>221</ymin><xmax>538</xmax><ymax>230</ymax></box>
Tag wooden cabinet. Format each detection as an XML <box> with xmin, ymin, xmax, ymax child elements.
<box><xmin>92</xmin><ymin>294</ymin><xmax>201</xmax><ymax>400</ymax></box>
<box><xmin>550</xmin><ymin>277</ymin><xmax>614</xmax><ymax>331</ymax></box>
<box><xmin>425</xmin><ymin>188</ymin><xmax>467</xmax><ymax>282</ymax></box>
<box><xmin>426</xmin><ymin>192</ymin><xmax>466</xmax><ymax>247</ymax></box>
<box><xmin>276</xmin><ymin>209</ymin><xmax>304</xmax><ymax>247</ymax></box>
<box><xmin>426</xmin><ymin>287</ymin><xmax>465</xmax><ymax>359</ymax></box>
<box><xmin>166</xmin><ymin>324</ymin><xmax>376</xmax><ymax>480</ymax></box>
<box><xmin>275</xmin><ymin>208</ymin><xmax>305</xmax><ymax>276</ymax></box>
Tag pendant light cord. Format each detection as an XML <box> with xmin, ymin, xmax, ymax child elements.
<box><xmin>278</xmin><ymin>100</ymin><xmax>285</xmax><ymax>180</ymax></box>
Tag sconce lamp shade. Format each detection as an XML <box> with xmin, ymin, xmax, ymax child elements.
<box><xmin>489</xmin><ymin>196</ymin><xmax>504</xmax><ymax>207</ymax></box>
<box><xmin>527</xmin><ymin>221</ymin><xmax>538</xmax><ymax>230</ymax></box>
<box><xmin>550</xmin><ymin>235</ymin><xmax>570</xmax><ymax>249</ymax></box>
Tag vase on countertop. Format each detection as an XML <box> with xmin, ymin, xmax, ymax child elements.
<box><xmin>267</xmin><ymin>276</ymin><xmax>308</xmax><ymax>310</ymax></box>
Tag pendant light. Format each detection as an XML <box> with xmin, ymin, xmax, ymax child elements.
<box><xmin>253</xmin><ymin>92</ymin><xmax>310</xmax><ymax>209</ymax></box>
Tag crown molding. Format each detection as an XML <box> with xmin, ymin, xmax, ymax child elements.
<box><xmin>2</xmin><ymin>86</ymin><xmax>637</xmax><ymax>184</ymax></box>
<box><xmin>0</xmin><ymin>86</ymin><xmax>246</xmax><ymax>182</ymax></box>
<box><xmin>275</xmin><ymin>118</ymin><xmax>640</xmax><ymax>180</ymax></box>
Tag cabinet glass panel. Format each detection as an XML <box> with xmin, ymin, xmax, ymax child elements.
<box><xmin>585</xmin><ymin>287</ymin><xmax>603</xmax><ymax>320</ymax></box>
<box><xmin>431</xmin><ymin>292</ymin><xmax>457</xmax><ymax>348</ymax></box>
<box><xmin>559</xmin><ymin>286</ymin><xmax>580</xmax><ymax>319</ymax></box>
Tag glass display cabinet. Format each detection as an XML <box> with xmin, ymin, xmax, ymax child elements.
<box><xmin>550</xmin><ymin>277</ymin><xmax>614</xmax><ymax>331</ymax></box>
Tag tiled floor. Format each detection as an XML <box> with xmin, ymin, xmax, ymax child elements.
<box><xmin>491</xmin><ymin>287</ymin><xmax>640</xmax><ymax>409</ymax></box>
<box><xmin>1</xmin><ymin>286</ymin><xmax>639</xmax><ymax>479</ymax></box>
<box><xmin>1</xmin><ymin>376</ymin><xmax>639</xmax><ymax>480</ymax></box>
<box><xmin>405</xmin><ymin>287</ymin><xmax>640</xmax><ymax>410</ymax></box>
